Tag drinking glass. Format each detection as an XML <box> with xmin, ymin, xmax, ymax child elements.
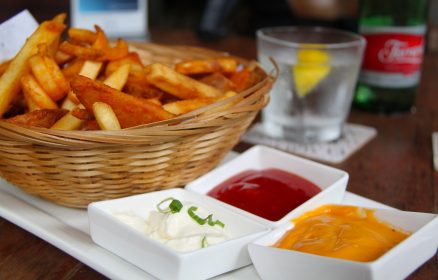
<box><xmin>257</xmin><ymin>26</ymin><xmax>366</xmax><ymax>142</ymax></box>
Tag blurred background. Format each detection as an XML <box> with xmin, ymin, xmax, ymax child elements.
<box><xmin>0</xmin><ymin>0</ymin><xmax>437</xmax><ymax>51</ymax></box>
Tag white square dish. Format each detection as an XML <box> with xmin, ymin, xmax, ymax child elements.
<box><xmin>88</xmin><ymin>188</ymin><xmax>270</xmax><ymax>280</ymax></box>
<box><xmin>185</xmin><ymin>145</ymin><xmax>349</xmax><ymax>227</ymax></box>
<box><xmin>248</xmin><ymin>206</ymin><xmax>438</xmax><ymax>280</ymax></box>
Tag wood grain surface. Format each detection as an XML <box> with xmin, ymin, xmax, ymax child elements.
<box><xmin>0</xmin><ymin>28</ymin><xmax>437</xmax><ymax>279</ymax></box>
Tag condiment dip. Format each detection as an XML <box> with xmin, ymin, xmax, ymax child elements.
<box><xmin>207</xmin><ymin>168</ymin><xmax>321</xmax><ymax>221</ymax></box>
<box><xmin>274</xmin><ymin>205</ymin><xmax>411</xmax><ymax>262</ymax></box>
<box><xmin>113</xmin><ymin>197</ymin><xmax>229</xmax><ymax>252</ymax></box>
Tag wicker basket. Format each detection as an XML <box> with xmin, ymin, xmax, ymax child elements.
<box><xmin>0</xmin><ymin>43</ymin><xmax>273</xmax><ymax>208</ymax></box>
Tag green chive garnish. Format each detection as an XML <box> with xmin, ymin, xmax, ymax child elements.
<box><xmin>157</xmin><ymin>197</ymin><xmax>183</xmax><ymax>214</ymax></box>
<box><xmin>169</xmin><ymin>199</ymin><xmax>183</xmax><ymax>213</ymax></box>
<box><xmin>187</xmin><ymin>206</ymin><xmax>225</xmax><ymax>228</ymax></box>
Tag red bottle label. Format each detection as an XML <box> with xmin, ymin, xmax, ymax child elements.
<box><xmin>362</xmin><ymin>33</ymin><xmax>424</xmax><ymax>75</ymax></box>
<box><xmin>359</xmin><ymin>26</ymin><xmax>425</xmax><ymax>88</ymax></box>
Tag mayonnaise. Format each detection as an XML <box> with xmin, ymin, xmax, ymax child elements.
<box><xmin>113</xmin><ymin>199</ymin><xmax>229</xmax><ymax>252</ymax></box>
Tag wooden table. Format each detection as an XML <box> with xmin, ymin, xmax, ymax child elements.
<box><xmin>0</xmin><ymin>28</ymin><xmax>437</xmax><ymax>279</ymax></box>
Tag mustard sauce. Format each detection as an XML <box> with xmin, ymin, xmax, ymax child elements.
<box><xmin>274</xmin><ymin>205</ymin><xmax>410</xmax><ymax>262</ymax></box>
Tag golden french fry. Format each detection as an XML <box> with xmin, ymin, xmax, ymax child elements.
<box><xmin>163</xmin><ymin>98</ymin><xmax>215</xmax><ymax>115</ymax></box>
<box><xmin>61</xmin><ymin>60</ymin><xmax>103</xmax><ymax>109</ymax></box>
<box><xmin>0</xmin><ymin>59</ymin><xmax>11</xmax><ymax>77</ymax></box>
<box><xmin>92</xmin><ymin>102</ymin><xmax>121</xmax><ymax>130</ymax></box>
<box><xmin>0</xmin><ymin>14</ymin><xmax>66</xmax><ymax>116</ymax></box>
<box><xmin>79</xmin><ymin>60</ymin><xmax>103</xmax><ymax>79</ymax></box>
<box><xmin>51</xmin><ymin>104</ymin><xmax>85</xmax><ymax>130</ymax></box>
<box><xmin>59</xmin><ymin>41</ymin><xmax>104</xmax><ymax>60</ymax></box>
<box><xmin>105</xmin><ymin>52</ymin><xmax>144</xmax><ymax>76</ymax></box>
<box><xmin>4</xmin><ymin>108</ymin><xmax>67</xmax><ymax>128</ymax></box>
<box><xmin>124</xmin><ymin>82</ymin><xmax>165</xmax><ymax>100</ymax></box>
<box><xmin>71</xmin><ymin>107</ymin><xmax>92</xmax><ymax>120</ymax></box>
<box><xmin>199</xmin><ymin>72</ymin><xmax>236</xmax><ymax>92</ymax></box>
<box><xmin>62</xmin><ymin>59</ymin><xmax>84</xmax><ymax>80</ymax></box>
<box><xmin>145</xmin><ymin>98</ymin><xmax>162</xmax><ymax>106</ymax></box>
<box><xmin>61</xmin><ymin>92</ymin><xmax>79</xmax><ymax>110</ymax></box>
<box><xmin>98</xmin><ymin>38</ymin><xmax>129</xmax><ymax>61</ymax></box>
<box><xmin>55</xmin><ymin>50</ymin><xmax>73</xmax><ymax>65</ymax></box>
<box><xmin>91</xmin><ymin>27</ymin><xmax>128</xmax><ymax>61</ymax></box>
<box><xmin>229</xmin><ymin>68</ymin><xmax>259</xmax><ymax>92</ymax></box>
<box><xmin>29</xmin><ymin>54</ymin><xmax>59</xmax><ymax>97</ymax></box>
<box><xmin>52</xmin><ymin>13</ymin><xmax>67</xmax><ymax>24</ymax></box>
<box><xmin>92</xmin><ymin>25</ymin><xmax>109</xmax><ymax>50</ymax></box>
<box><xmin>103</xmin><ymin>64</ymin><xmax>130</xmax><ymax>90</ymax></box>
<box><xmin>72</xmin><ymin>75</ymin><xmax>174</xmax><ymax>128</ymax></box>
<box><xmin>144</xmin><ymin>63</ymin><xmax>223</xmax><ymax>99</ymax></box>
<box><xmin>68</xmin><ymin>28</ymin><xmax>97</xmax><ymax>45</ymax></box>
<box><xmin>23</xmin><ymin>90</ymin><xmax>41</xmax><ymax>111</ymax></box>
<box><xmin>47</xmin><ymin>36</ymin><xmax>60</xmax><ymax>58</ymax></box>
<box><xmin>66</xmin><ymin>90</ymin><xmax>81</xmax><ymax>104</ymax></box>
<box><xmin>43</xmin><ymin>55</ymin><xmax>70</xmax><ymax>98</ymax></box>
<box><xmin>216</xmin><ymin>57</ymin><xmax>238</xmax><ymax>73</ymax></box>
<box><xmin>210</xmin><ymin>90</ymin><xmax>241</xmax><ymax>112</ymax></box>
<box><xmin>57</xmin><ymin>59</ymin><xmax>104</xmax><ymax>129</ymax></box>
<box><xmin>175</xmin><ymin>57</ymin><xmax>237</xmax><ymax>75</ymax></box>
<box><xmin>123</xmin><ymin>70</ymin><xmax>164</xmax><ymax>99</ymax></box>
<box><xmin>57</xmin><ymin>57</ymin><xmax>125</xmax><ymax>129</ymax></box>
<box><xmin>60</xmin><ymin>26</ymin><xmax>127</xmax><ymax>62</ymax></box>
<box><xmin>29</xmin><ymin>53</ymin><xmax>69</xmax><ymax>101</ymax></box>
<box><xmin>82</xmin><ymin>119</ymin><xmax>100</xmax><ymax>130</ymax></box>
<box><xmin>21</xmin><ymin>74</ymin><xmax>58</xmax><ymax>109</ymax></box>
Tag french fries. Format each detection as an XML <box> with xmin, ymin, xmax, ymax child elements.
<box><xmin>78</xmin><ymin>60</ymin><xmax>103</xmax><ymax>80</ymax></box>
<box><xmin>72</xmin><ymin>75</ymin><xmax>174</xmax><ymax>128</ymax></box>
<box><xmin>71</xmin><ymin>106</ymin><xmax>92</xmax><ymax>120</ymax></box>
<box><xmin>0</xmin><ymin>13</ymin><xmax>263</xmax><ymax>131</ymax></box>
<box><xmin>55</xmin><ymin>59</ymin><xmax>104</xmax><ymax>129</ymax></box>
<box><xmin>23</xmin><ymin>89</ymin><xmax>41</xmax><ymax>111</ymax></box>
<box><xmin>175</xmin><ymin>57</ymin><xmax>237</xmax><ymax>75</ymax></box>
<box><xmin>163</xmin><ymin>98</ymin><xmax>215</xmax><ymax>115</ymax></box>
<box><xmin>103</xmin><ymin>64</ymin><xmax>130</xmax><ymax>90</ymax></box>
<box><xmin>54</xmin><ymin>60</ymin><xmax>124</xmax><ymax>130</ymax></box>
<box><xmin>105</xmin><ymin>52</ymin><xmax>143</xmax><ymax>76</ymax></box>
<box><xmin>55</xmin><ymin>50</ymin><xmax>72</xmax><ymax>65</ymax></box>
<box><xmin>5</xmin><ymin>108</ymin><xmax>67</xmax><ymax>128</ymax></box>
<box><xmin>29</xmin><ymin>52</ymin><xmax>69</xmax><ymax>101</ymax></box>
<box><xmin>230</xmin><ymin>62</ymin><xmax>261</xmax><ymax>92</ymax></box>
<box><xmin>61</xmin><ymin>60</ymin><xmax>102</xmax><ymax>109</ymax></box>
<box><xmin>92</xmin><ymin>102</ymin><xmax>121</xmax><ymax>130</ymax></box>
<box><xmin>99</xmin><ymin>38</ymin><xmax>129</xmax><ymax>61</ymax></box>
<box><xmin>199</xmin><ymin>73</ymin><xmax>236</xmax><ymax>92</ymax></box>
<box><xmin>0</xmin><ymin>14</ymin><xmax>66</xmax><ymax>116</ymax></box>
<box><xmin>59</xmin><ymin>41</ymin><xmax>104</xmax><ymax>61</ymax></box>
<box><xmin>144</xmin><ymin>63</ymin><xmax>223</xmax><ymax>99</ymax></box>
<box><xmin>68</xmin><ymin>28</ymin><xmax>97</xmax><ymax>45</ymax></box>
<box><xmin>41</xmin><ymin>55</ymin><xmax>70</xmax><ymax>97</ymax></box>
<box><xmin>59</xmin><ymin>26</ymin><xmax>128</xmax><ymax>62</ymax></box>
<box><xmin>62</xmin><ymin>59</ymin><xmax>85</xmax><ymax>80</ymax></box>
<box><xmin>21</xmin><ymin>74</ymin><xmax>58</xmax><ymax>109</ymax></box>
<box><xmin>50</xmin><ymin>105</ymin><xmax>85</xmax><ymax>130</ymax></box>
<box><xmin>0</xmin><ymin>59</ymin><xmax>11</xmax><ymax>77</ymax></box>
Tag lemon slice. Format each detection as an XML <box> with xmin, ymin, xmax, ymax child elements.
<box><xmin>292</xmin><ymin>49</ymin><xmax>331</xmax><ymax>98</ymax></box>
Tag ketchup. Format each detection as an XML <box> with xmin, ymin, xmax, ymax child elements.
<box><xmin>207</xmin><ymin>168</ymin><xmax>321</xmax><ymax>221</ymax></box>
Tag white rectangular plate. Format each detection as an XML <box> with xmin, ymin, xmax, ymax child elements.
<box><xmin>0</xmin><ymin>180</ymin><xmax>391</xmax><ymax>280</ymax></box>
<box><xmin>0</xmin><ymin>151</ymin><xmax>391</xmax><ymax>280</ymax></box>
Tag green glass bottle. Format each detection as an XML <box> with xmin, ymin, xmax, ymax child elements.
<box><xmin>353</xmin><ymin>0</ymin><xmax>428</xmax><ymax>113</ymax></box>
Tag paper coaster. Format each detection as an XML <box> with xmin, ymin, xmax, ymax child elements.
<box><xmin>242</xmin><ymin>123</ymin><xmax>377</xmax><ymax>164</ymax></box>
